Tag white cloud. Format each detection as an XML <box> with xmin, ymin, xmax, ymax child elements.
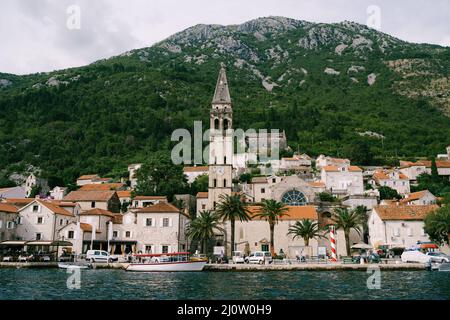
<box><xmin>0</xmin><ymin>0</ymin><xmax>449</xmax><ymax>74</ymax></box>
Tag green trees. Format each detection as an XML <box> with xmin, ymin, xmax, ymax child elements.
<box><xmin>187</xmin><ymin>210</ymin><xmax>224</xmax><ymax>254</ymax></box>
<box><xmin>424</xmin><ymin>206</ymin><xmax>450</xmax><ymax>246</ymax></box>
<box><xmin>378</xmin><ymin>186</ymin><xmax>401</xmax><ymax>200</ymax></box>
<box><xmin>287</xmin><ymin>219</ymin><xmax>324</xmax><ymax>246</ymax></box>
<box><xmin>330</xmin><ymin>207</ymin><xmax>366</xmax><ymax>256</ymax></box>
<box><xmin>254</xmin><ymin>199</ymin><xmax>289</xmax><ymax>256</ymax></box>
<box><xmin>215</xmin><ymin>194</ymin><xmax>251</xmax><ymax>254</ymax></box>
<box><xmin>135</xmin><ymin>153</ymin><xmax>188</xmax><ymax>201</ymax></box>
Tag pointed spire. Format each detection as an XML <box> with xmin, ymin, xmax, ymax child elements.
<box><xmin>212</xmin><ymin>65</ymin><xmax>231</xmax><ymax>104</ymax></box>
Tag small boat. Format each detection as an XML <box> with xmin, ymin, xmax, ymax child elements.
<box><xmin>125</xmin><ymin>252</ymin><xmax>207</xmax><ymax>272</ymax></box>
<box><xmin>58</xmin><ymin>262</ymin><xmax>90</xmax><ymax>269</ymax></box>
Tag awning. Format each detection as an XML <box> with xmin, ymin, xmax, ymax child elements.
<box><xmin>26</xmin><ymin>240</ymin><xmax>73</xmax><ymax>246</ymax></box>
<box><xmin>0</xmin><ymin>241</ymin><xmax>27</xmax><ymax>246</ymax></box>
<box><xmin>26</xmin><ymin>241</ymin><xmax>53</xmax><ymax>246</ymax></box>
<box><xmin>420</xmin><ymin>243</ymin><xmax>438</xmax><ymax>249</ymax></box>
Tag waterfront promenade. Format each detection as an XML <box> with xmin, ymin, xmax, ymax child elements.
<box><xmin>0</xmin><ymin>261</ymin><xmax>427</xmax><ymax>270</ymax></box>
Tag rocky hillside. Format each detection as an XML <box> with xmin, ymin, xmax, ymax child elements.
<box><xmin>0</xmin><ymin>16</ymin><xmax>449</xmax><ymax>185</ymax></box>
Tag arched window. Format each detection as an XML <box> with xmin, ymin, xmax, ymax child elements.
<box><xmin>214</xmin><ymin>118</ymin><xmax>220</xmax><ymax>130</ymax></box>
<box><xmin>281</xmin><ymin>189</ymin><xmax>307</xmax><ymax>206</ymax></box>
<box><xmin>223</xmin><ymin>118</ymin><xmax>229</xmax><ymax>130</ymax></box>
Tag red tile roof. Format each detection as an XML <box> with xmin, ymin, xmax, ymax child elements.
<box><xmin>77</xmin><ymin>174</ymin><xmax>99</xmax><ymax>180</ymax></box>
<box><xmin>0</xmin><ymin>203</ymin><xmax>18</xmax><ymax>213</ymax></box>
<box><xmin>374</xmin><ymin>204</ymin><xmax>439</xmax><ymax>220</ymax></box>
<box><xmin>196</xmin><ymin>192</ymin><xmax>208</xmax><ymax>199</ymax></box>
<box><xmin>134</xmin><ymin>202</ymin><xmax>180</xmax><ymax>213</ymax></box>
<box><xmin>183</xmin><ymin>166</ymin><xmax>208</xmax><ymax>172</ymax></box>
<box><xmin>79</xmin><ymin>183</ymin><xmax>125</xmax><ymax>191</ymax></box>
<box><xmin>79</xmin><ymin>208</ymin><xmax>115</xmax><ymax>218</ymax></box>
<box><xmin>134</xmin><ymin>196</ymin><xmax>167</xmax><ymax>201</ymax></box>
<box><xmin>37</xmin><ymin>200</ymin><xmax>73</xmax><ymax>217</ymax></box>
<box><xmin>64</xmin><ymin>191</ymin><xmax>116</xmax><ymax>202</ymax></box>
<box><xmin>246</xmin><ymin>205</ymin><xmax>318</xmax><ymax>221</ymax></box>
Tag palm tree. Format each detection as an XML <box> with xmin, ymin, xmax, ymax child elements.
<box><xmin>288</xmin><ymin>219</ymin><xmax>325</xmax><ymax>247</ymax></box>
<box><xmin>424</xmin><ymin>206</ymin><xmax>450</xmax><ymax>245</ymax></box>
<box><xmin>187</xmin><ymin>210</ymin><xmax>224</xmax><ymax>254</ymax></box>
<box><xmin>330</xmin><ymin>207</ymin><xmax>366</xmax><ymax>256</ymax></box>
<box><xmin>254</xmin><ymin>199</ymin><xmax>289</xmax><ymax>256</ymax></box>
<box><xmin>215</xmin><ymin>194</ymin><xmax>251</xmax><ymax>255</ymax></box>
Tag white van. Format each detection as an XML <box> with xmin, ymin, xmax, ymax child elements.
<box><xmin>401</xmin><ymin>250</ymin><xmax>432</xmax><ymax>264</ymax></box>
<box><xmin>245</xmin><ymin>251</ymin><xmax>272</xmax><ymax>264</ymax></box>
<box><xmin>85</xmin><ymin>250</ymin><xmax>117</xmax><ymax>263</ymax></box>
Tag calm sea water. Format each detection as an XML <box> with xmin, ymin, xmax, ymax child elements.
<box><xmin>0</xmin><ymin>269</ymin><xmax>449</xmax><ymax>300</ymax></box>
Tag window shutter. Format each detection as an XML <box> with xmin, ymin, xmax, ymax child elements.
<box><xmin>0</xmin><ymin>220</ymin><xmax>2</xmax><ymax>229</ymax></box>
<box><xmin>167</xmin><ymin>245</ymin><xmax>171</xmax><ymax>253</ymax></box>
<box><xmin>169</xmin><ymin>218</ymin><xmax>173</xmax><ymax>227</ymax></box>
<box><xmin>160</xmin><ymin>218</ymin><xmax>164</xmax><ymax>227</ymax></box>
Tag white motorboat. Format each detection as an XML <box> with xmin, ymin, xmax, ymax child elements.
<box><xmin>125</xmin><ymin>252</ymin><xmax>207</xmax><ymax>272</ymax></box>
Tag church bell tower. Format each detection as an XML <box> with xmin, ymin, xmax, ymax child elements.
<box><xmin>208</xmin><ymin>65</ymin><xmax>233</xmax><ymax>210</ymax></box>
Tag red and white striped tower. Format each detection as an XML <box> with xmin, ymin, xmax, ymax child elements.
<box><xmin>330</xmin><ymin>226</ymin><xmax>337</xmax><ymax>262</ymax></box>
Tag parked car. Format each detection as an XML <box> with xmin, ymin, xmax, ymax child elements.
<box><xmin>232</xmin><ymin>251</ymin><xmax>245</xmax><ymax>264</ymax></box>
<box><xmin>244</xmin><ymin>251</ymin><xmax>272</xmax><ymax>264</ymax></box>
<box><xmin>85</xmin><ymin>250</ymin><xmax>118</xmax><ymax>263</ymax></box>
<box><xmin>401</xmin><ymin>250</ymin><xmax>432</xmax><ymax>263</ymax></box>
<box><xmin>426</xmin><ymin>252</ymin><xmax>450</xmax><ymax>263</ymax></box>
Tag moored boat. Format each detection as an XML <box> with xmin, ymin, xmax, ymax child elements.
<box><xmin>125</xmin><ymin>252</ymin><xmax>207</xmax><ymax>272</ymax></box>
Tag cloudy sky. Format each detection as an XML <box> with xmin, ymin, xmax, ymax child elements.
<box><xmin>1</xmin><ymin>0</ymin><xmax>449</xmax><ymax>75</ymax></box>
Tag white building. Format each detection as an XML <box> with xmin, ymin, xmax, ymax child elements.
<box><xmin>76</xmin><ymin>174</ymin><xmax>100</xmax><ymax>186</ymax></box>
<box><xmin>15</xmin><ymin>199</ymin><xmax>77</xmax><ymax>241</ymax></box>
<box><xmin>113</xmin><ymin>202</ymin><xmax>189</xmax><ymax>254</ymax></box>
<box><xmin>127</xmin><ymin>164</ymin><xmax>142</xmax><ymax>189</ymax></box>
<box><xmin>131</xmin><ymin>196</ymin><xmax>167</xmax><ymax>209</ymax></box>
<box><xmin>49</xmin><ymin>186</ymin><xmax>68</xmax><ymax>200</ymax></box>
<box><xmin>400</xmin><ymin>160</ymin><xmax>450</xmax><ymax>182</ymax></box>
<box><xmin>183</xmin><ymin>166</ymin><xmax>208</xmax><ymax>184</ymax></box>
<box><xmin>316</xmin><ymin>155</ymin><xmax>350</xmax><ymax>170</ymax></box>
<box><xmin>400</xmin><ymin>190</ymin><xmax>437</xmax><ymax>205</ymax></box>
<box><xmin>23</xmin><ymin>173</ymin><xmax>49</xmax><ymax>197</ymax></box>
<box><xmin>371</xmin><ymin>169</ymin><xmax>410</xmax><ymax>195</ymax></box>
<box><xmin>0</xmin><ymin>202</ymin><xmax>19</xmax><ymax>241</ymax></box>
<box><xmin>320</xmin><ymin>165</ymin><xmax>364</xmax><ymax>197</ymax></box>
<box><xmin>368</xmin><ymin>204</ymin><xmax>439</xmax><ymax>250</ymax></box>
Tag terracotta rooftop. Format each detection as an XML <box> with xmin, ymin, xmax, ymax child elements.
<box><xmin>3</xmin><ymin>198</ymin><xmax>34</xmax><ymax>205</ymax></box>
<box><xmin>196</xmin><ymin>192</ymin><xmax>208</xmax><ymax>199</ymax></box>
<box><xmin>251</xmin><ymin>177</ymin><xmax>268</xmax><ymax>184</ymax></box>
<box><xmin>134</xmin><ymin>202</ymin><xmax>180</xmax><ymax>214</ymax></box>
<box><xmin>308</xmin><ymin>181</ymin><xmax>325</xmax><ymax>188</ymax></box>
<box><xmin>64</xmin><ymin>190</ymin><xmax>116</xmax><ymax>202</ymax></box>
<box><xmin>79</xmin><ymin>183</ymin><xmax>125</xmax><ymax>191</ymax></box>
<box><xmin>401</xmin><ymin>160</ymin><xmax>450</xmax><ymax>168</ymax></box>
<box><xmin>79</xmin><ymin>208</ymin><xmax>115</xmax><ymax>218</ymax></box>
<box><xmin>400</xmin><ymin>190</ymin><xmax>434</xmax><ymax>203</ymax></box>
<box><xmin>374</xmin><ymin>204</ymin><xmax>439</xmax><ymax>220</ymax></box>
<box><xmin>373</xmin><ymin>170</ymin><xmax>408</xmax><ymax>181</ymax></box>
<box><xmin>246</xmin><ymin>205</ymin><xmax>318</xmax><ymax>221</ymax></box>
<box><xmin>117</xmin><ymin>191</ymin><xmax>132</xmax><ymax>198</ymax></box>
<box><xmin>183</xmin><ymin>166</ymin><xmax>208</xmax><ymax>172</ymax></box>
<box><xmin>36</xmin><ymin>200</ymin><xmax>73</xmax><ymax>217</ymax></box>
<box><xmin>79</xmin><ymin>222</ymin><xmax>101</xmax><ymax>233</ymax></box>
<box><xmin>0</xmin><ymin>203</ymin><xmax>19</xmax><ymax>213</ymax></box>
<box><xmin>134</xmin><ymin>196</ymin><xmax>167</xmax><ymax>201</ymax></box>
<box><xmin>323</xmin><ymin>165</ymin><xmax>362</xmax><ymax>172</ymax></box>
<box><xmin>77</xmin><ymin>174</ymin><xmax>99</xmax><ymax>180</ymax></box>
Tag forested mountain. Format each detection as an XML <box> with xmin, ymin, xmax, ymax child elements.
<box><xmin>1</xmin><ymin>16</ymin><xmax>449</xmax><ymax>186</ymax></box>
